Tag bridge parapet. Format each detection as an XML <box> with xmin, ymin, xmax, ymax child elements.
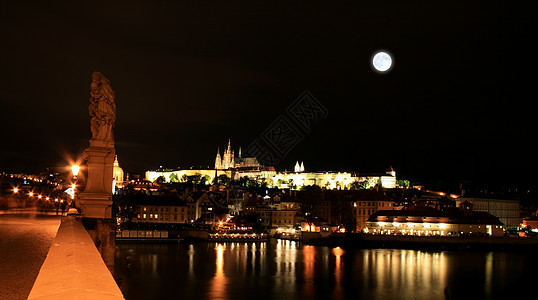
<box><xmin>28</xmin><ymin>216</ymin><xmax>124</xmax><ymax>299</ymax></box>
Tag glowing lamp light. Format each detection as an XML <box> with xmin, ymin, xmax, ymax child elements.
<box><xmin>29</xmin><ymin>192</ymin><xmax>34</xmax><ymax>197</ymax></box>
<box><xmin>13</xmin><ymin>188</ymin><xmax>19</xmax><ymax>194</ymax></box>
<box><xmin>71</xmin><ymin>165</ymin><xmax>80</xmax><ymax>176</ymax></box>
<box><xmin>378</xmin><ymin>222</ymin><xmax>386</xmax><ymax>226</ymax></box>
<box><xmin>439</xmin><ymin>223</ymin><xmax>447</xmax><ymax>229</ymax></box>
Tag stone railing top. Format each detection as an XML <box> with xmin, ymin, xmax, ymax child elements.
<box><xmin>28</xmin><ymin>216</ymin><xmax>124</xmax><ymax>299</ymax></box>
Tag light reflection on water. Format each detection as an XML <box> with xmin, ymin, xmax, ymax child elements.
<box><xmin>116</xmin><ymin>240</ymin><xmax>537</xmax><ymax>300</ymax></box>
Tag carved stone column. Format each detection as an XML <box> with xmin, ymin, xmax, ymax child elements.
<box><xmin>78</xmin><ymin>143</ymin><xmax>115</xmax><ymax>218</ymax></box>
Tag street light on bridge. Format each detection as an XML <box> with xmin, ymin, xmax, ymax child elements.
<box><xmin>71</xmin><ymin>165</ymin><xmax>80</xmax><ymax>178</ymax></box>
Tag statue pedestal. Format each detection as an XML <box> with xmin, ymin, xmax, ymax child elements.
<box><xmin>79</xmin><ymin>143</ymin><xmax>115</xmax><ymax>219</ymax></box>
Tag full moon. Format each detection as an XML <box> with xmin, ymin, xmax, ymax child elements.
<box><xmin>372</xmin><ymin>51</ymin><xmax>392</xmax><ymax>72</ymax></box>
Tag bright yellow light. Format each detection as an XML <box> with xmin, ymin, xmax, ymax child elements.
<box><xmin>423</xmin><ymin>223</ymin><xmax>431</xmax><ymax>228</ymax></box>
<box><xmin>393</xmin><ymin>222</ymin><xmax>400</xmax><ymax>227</ymax></box>
<box><xmin>29</xmin><ymin>192</ymin><xmax>34</xmax><ymax>197</ymax></box>
<box><xmin>378</xmin><ymin>222</ymin><xmax>386</xmax><ymax>226</ymax></box>
<box><xmin>439</xmin><ymin>223</ymin><xmax>447</xmax><ymax>229</ymax></box>
<box><xmin>38</xmin><ymin>195</ymin><xmax>42</xmax><ymax>199</ymax></box>
<box><xmin>13</xmin><ymin>188</ymin><xmax>19</xmax><ymax>193</ymax></box>
<box><xmin>71</xmin><ymin>165</ymin><xmax>80</xmax><ymax>176</ymax></box>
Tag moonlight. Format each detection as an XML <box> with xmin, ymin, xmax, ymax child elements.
<box><xmin>372</xmin><ymin>51</ymin><xmax>393</xmax><ymax>72</ymax></box>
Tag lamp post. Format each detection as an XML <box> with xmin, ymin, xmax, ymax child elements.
<box><xmin>71</xmin><ymin>164</ymin><xmax>80</xmax><ymax>211</ymax></box>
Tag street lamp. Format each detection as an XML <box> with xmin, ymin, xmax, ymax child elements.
<box><xmin>71</xmin><ymin>165</ymin><xmax>80</xmax><ymax>178</ymax></box>
<box><xmin>70</xmin><ymin>164</ymin><xmax>81</xmax><ymax>211</ymax></box>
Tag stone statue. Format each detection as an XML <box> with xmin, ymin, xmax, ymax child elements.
<box><xmin>89</xmin><ymin>71</ymin><xmax>116</xmax><ymax>143</ymax></box>
<box><xmin>80</xmin><ymin>71</ymin><xmax>116</xmax><ymax>219</ymax></box>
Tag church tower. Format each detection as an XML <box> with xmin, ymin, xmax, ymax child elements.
<box><xmin>222</xmin><ymin>139</ymin><xmax>235</xmax><ymax>169</ymax></box>
<box><xmin>215</xmin><ymin>147</ymin><xmax>222</xmax><ymax>169</ymax></box>
<box><xmin>113</xmin><ymin>155</ymin><xmax>124</xmax><ymax>183</ymax></box>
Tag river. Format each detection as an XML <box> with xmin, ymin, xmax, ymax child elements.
<box><xmin>115</xmin><ymin>239</ymin><xmax>537</xmax><ymax>300</ymax></box>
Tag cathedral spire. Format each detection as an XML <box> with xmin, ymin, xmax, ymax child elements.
<box><xmin>215</xmin><ymin>147</ymin><xmax>222</xmax><ymax>169</ymax></box>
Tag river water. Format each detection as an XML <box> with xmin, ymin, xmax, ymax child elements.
<box><xmin>115</xmin><ymin>239</ymin><xmax>537</xmax><ymax>300</ymax></box>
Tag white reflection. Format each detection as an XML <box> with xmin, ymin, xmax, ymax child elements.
<box><xmin>364</xmin><ymin>249</ymin><xmax>447</xmax><ymax>299</ymax></box>
<box><xmin>188</xmin><ymin>244</ymin><xmax>195</xmax><ymax>279</ymax></box>
<box><xmin>275</xmin><ymin>239</ymin><xmax>297</xmax><ymax>293</ymax></box>
<box><xmin>152</xmin><ymin>254</ymin><xmax>158</xmax><ymax>274</ymax></box>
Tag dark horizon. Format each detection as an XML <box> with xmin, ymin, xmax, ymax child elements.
<box><xmin>1</xmin><ymin>1</ymin><xmax>536</xmax><ymax>190</ymax></box>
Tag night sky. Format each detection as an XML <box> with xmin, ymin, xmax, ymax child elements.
<box><xmin>1</xmin><ymin>1</ymin><xmax>536</xmax><ymax>189</ymax></box>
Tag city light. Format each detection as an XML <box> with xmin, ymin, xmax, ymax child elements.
<box><xmin>71</xmin><ymin>164</ymin><xmax>80</xmax><ymax>176</ymax></box>
<box><xmin>13</xmin><ymin>187</ymin><xmax>19</xmax><ymax>193</ymax></box>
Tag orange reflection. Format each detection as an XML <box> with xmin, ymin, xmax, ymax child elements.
<box><xmin>332</xmin><ymin>247</ymin><xmax>345</xmax><ymax>299</ymax></box>
<box><xmin>209</xmin><ymin>243</ymin><xmax>227</xmax><ymax>299</ymax></box>
<box><xmin>303</xmin><ymin>245</ymin><xmax>315</xmax><ymax>298</ymax></box>
<box><xmin>364</xmin><ymin>249</ymin><xmax>447</xmax><ymax>299</ymax></box>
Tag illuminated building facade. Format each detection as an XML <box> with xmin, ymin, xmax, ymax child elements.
<box><xmin>131</xmin><ymin>197</ymin><xmax>188</xmax><ymax>223</ymax></box>
<box><xmin>365</xmin><ymin>208</ymin><xmax>504</xmax><ymax>237</ymax></box>
<box><xmin>455</xmin><ymin>197</ymin><xmax>520</xmax><ymax>231</ymax></box>
<box><xmin>146</xmin><ymin>169</ymin><xmax>226</xmax><ymax>184</ymax></box>
<box><xmin>351</xmin><ymin>189</ymin><xmax>399</xmax><ymax>232</ymax></box>
<box><xmin>269</xmin><ymin>167</ymin><xmax>397</xmax><ymax>190</ymax></box>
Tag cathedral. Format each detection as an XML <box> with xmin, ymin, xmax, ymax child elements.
<box><xmin>214</xmin><ymin>139</ymin><xmax>262</xmax><ymax>170</ymax></box>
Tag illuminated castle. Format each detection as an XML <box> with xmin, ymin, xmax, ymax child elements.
<box><xmin>294</xmin><ymin>161</ymin><xmax>305</xmax><ymax>172</ymax></box>
<box><xmin>214</xmin><ymin>139</ymin><xmax>261</xmax><ymax>170</ymax></box>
